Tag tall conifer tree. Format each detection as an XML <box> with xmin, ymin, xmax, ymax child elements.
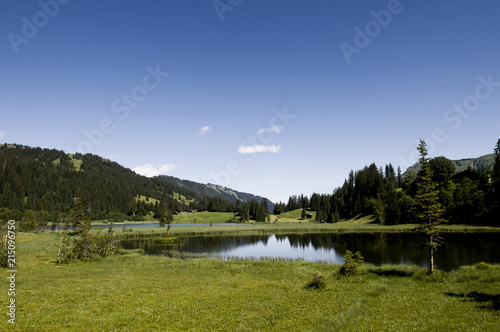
<box><xmin>414</xmin><ymin>140</ymin><xmax>446</xmax><ymax>273</ymax></box>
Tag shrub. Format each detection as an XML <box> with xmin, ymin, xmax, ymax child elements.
<box><xmin>57</xmin><ymin>230</ymin><xmax>121</xmax><ymax>263</ymax></box>
<box><xmin>306</xmin><ymin>271</ymin><xmax>326</xmax><ymax>289</ymax></box>
<box><xmin>340</xmin><ymin>250</ymin><xmax>365</xmax><ymax>276</ymax></box>
<box><xmin>475</xmin><ymin>261</ymin><xmax>491</xmax><ymax>270</ymax></box>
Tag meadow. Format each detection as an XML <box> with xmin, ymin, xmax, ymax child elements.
<box><xmin>173</xmin><ymin>211</ymin><xmax>235</xmax><ymax>224</ymax></box>
<box><xmin>2</xmin><ymin>226</ymin><xmax>500</xmax><ymax>331</ymax></box>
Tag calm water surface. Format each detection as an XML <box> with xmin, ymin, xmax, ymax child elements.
<box><xmin>93</xmin><ymin>223</ymin><xmax>242</xmax><ymax>228</ymax></box>
<box><xmin>121</xmin><ymin>232</ymin><xmax>500</xmax><ymax>270</ymax></box>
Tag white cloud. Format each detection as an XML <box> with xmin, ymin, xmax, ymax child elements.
<box><xmin>133</xmin><ymin>163</ymin><xmax>176</xmax><ymax>177</ymax></box>
<box><xmin>238</xmin><ymin>144</ymin><xmax>281</xmax><ymax>154</ymax></box>
<box><xmin>257</xmin><ymin>125</ymin><xmax>282</xmax><ymax>134</ymax></box>
<box><xmin>0</xmin><ymin>131</ymin><xmax>7</xmax><ymax>139</ymax></box>
<box><xmin>198</xmin><ymin>126</ymin><xmax>211</xmax><ymax>136</ymax></box>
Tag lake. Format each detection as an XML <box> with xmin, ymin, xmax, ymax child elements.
<box><xmin>121</xmin><ymin>232</ymin><xmax>500</xmax><ymax>270</ymax></box>
<box><xmin>93</xmin><ymin>223</ymin><xmax>242</xmax><ymax>228</ymax></box>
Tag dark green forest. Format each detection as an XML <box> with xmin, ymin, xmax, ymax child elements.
<box><xmin>158</xmin><ymin>175</ymin><xmax>275</xmax><ymax>213</ymax></box>
<box><xmin>1</xmin><ymin>139</ymin><xmax>499</xmax><ymax>230</ymax></box>
<box><xmin>0</xmin><ymin>144</ymin><xmax>270</xmax><ymax>229</ymax></box>
<box><xmin>0</xmin><ymin>144</ymin><xmax>188</xmax><ymax>224</ymax></box>
<box><xmin>276</xmin><ymin>139</ymin><xmax>500</xmax><ymax>227</ymax></box>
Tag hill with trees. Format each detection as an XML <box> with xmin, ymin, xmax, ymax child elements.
<box><xmin>157</xmin><ymin>176</ymin><xmax>275</xmax><ymax>212</ymax></box>
<box><xmin>0</xmin><ymin>144</ymin><xmax>273</xmax><ymax>229</ymax></box>
<box><xmin>2</xmin><ymin>139</ymin><xmax>499</xmax><ymax>229</ymax></box>
<box><xmin>276</xmin><ymin>140</ymin><xmax>500</xmax><ymax>227</ymax></box>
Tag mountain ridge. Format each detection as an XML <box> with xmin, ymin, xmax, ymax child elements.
<box><xmin>156</xmin><ymin>175</ymin><xmax>275</xmax><ymax>212</ymax></box>
<box><xmin>404</xmin><ymin>153</ymin><xmax>495</xmax><ymax>176</ymax></box>
<box><xmin>0</xmin><ymin>143</ymin><xmax>274</xmax><ymax>219</ymax></box>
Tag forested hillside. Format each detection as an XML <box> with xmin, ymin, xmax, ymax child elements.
<box><xmin>158</xmin><ymin>176</ymin><xmax>275</xmax><ymax>213</ymax></box>
<box><xmin>276</xmin><ymin>140</ymin><xmax>500</xmax><ymax>226</ymax></box>
<box><xmin>0</xmin><ymin>144</ymin><xmax>273</xmax><ymax>228</ymax></box>
<box><xmin>2</xmin><ymin>140</ymin><xmax>499</xmax><ymax>229</ymax></box>
<box><xmin>0</xmin><ymin>144</ymin><xmax>194</xmax><ymax>220</ymax></box>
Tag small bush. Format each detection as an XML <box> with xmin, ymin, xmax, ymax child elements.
<box><xmin>57</xmin><ymin>230</ymin><xmax>121</xmax><ymax>263</ymax></box>
<box><xmin>475</xmin><ymin>261</ymin><xmax>491</xmax><ymax>270</ymax></box>
<box><xmin>340</xmin><ymin>250</ymin><xmax>364</xmax><ymax>276</ymax></box>
<box><xmin>306</xmin><ymin>271</ymin><xmax>326</xmax><ymax>289</ymax></box>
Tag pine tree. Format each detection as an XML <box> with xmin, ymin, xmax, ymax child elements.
<box><xmin>414</xmin><ymin>140</ymin><xmax>446</xmax><ymax>273</ymax></box>
<box><xmin>71</xmin><ymin>189</ymin><xmax>90</xmax><ymax>234</ymax></box>
<box><xmin>490</xmin><ymin>139</ymin><xmax>500</xmax><ymax>223</ymax></box>
<box><xmin>159</xmin><ymin>201</ymin><xmax>173</xmax><ymax>228</ymax></box>
<box><xmin>397</xmin><ymin>166</ymin><xmax>403</xmax><ymax>188</ymax></box>
<box><xmin>385</xmin><ymin>163</ymin><xmax>397</xmax><ymax>190</ymax></box>
<box><xmin>256</xmin><ymin>199</ymin><xmax>270</xmax><ymax>222</ymax></box>
<box><xmin>374</xmin><ymin>194</ymin><xmax>385</xmax><ymax>224</ymax></box>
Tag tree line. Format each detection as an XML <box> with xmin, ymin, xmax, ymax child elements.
<box><xmin>0</xmin><ymin>144</ymin><xmax>272</xmax><ymax>229</ymax></box>
<box><xmin>0</xmin><ymin>145</ymin><xmax>195</xmax><ymax>229</ymax></box>
<box><xmin>275</xmin><ymin>139</ymin><xmax>500</xmax><ymax>226</ymax></box>
<box><xmin>2</xmin><ymin>140</ymin><xmax>499</xmax><ymax>229</ymax></box>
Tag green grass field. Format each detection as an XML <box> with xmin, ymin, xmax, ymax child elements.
<box><xmin>68</xmin><ymin>154</ymin><xmax>83</xmax><ymax>171</ymax></box>
<box><xmin>274</xmin><ymin>208</ymin><xmax>316</xmax><ymax>222</ymax></box>
<box><xmin>2</xmin><ymin>230</ymin><xmax>500</xmax><ymax>331</ymax></box>
<box><xmin>109</xmin><ymin>219</ymin><xmax>498</xmax><ymax>240</ymax></box>
<box><xmin>173</xmin><ymin>211</ymin><xmax>236</xmax><ymax>223</ymax></box>
<box><xmin>135</xmin><ymin>195</ymin><xmax>160</xmax><ymax>205</ymax></box>
<box><xmin>172</xmin><ymin>192</ymin><xmax>195</xmax><ymax>205</ymax></box>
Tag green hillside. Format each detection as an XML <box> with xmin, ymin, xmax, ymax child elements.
<box><xmin>0</xmin><ymin>144</ymin><xmax>194</xmax><ymax>222</ymax></box>
<box><xmin>158</xmin><ymin>175</ymin><xmax>275</xmax><ymax>212</ymax></box>
<box><xmin>275</xmin><ymin>209</ymin><xmax>316</xmax><ymax>222</ymax></box>
<box><xmin>404</xmin><ymin>153</ymin><xmax>495</xmax><ymax>176</ymax></box>
<box><xmin>173</xmin><ymin>211</ymin><xmax>236</xmax><ymax>223</ymax></box>
<box><xmin>0</xmin><ymin>144</ymin><xmax>275</xmax><ymax>226</ymax></box>
<box><xmin>452</xmin><ymin>154</ymin><xmax>496</xmax><ymax>173</ymax></box>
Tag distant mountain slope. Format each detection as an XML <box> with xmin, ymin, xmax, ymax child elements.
<box><xmin>404</xmin><ymin>153</ymin><xmax>495</xmax><ymax>176</ymax></box>
<box><xmin>0</xmin><ymin>144</ymin><xmax>195</xmax><ymax>219</ymax></box>
<box><xmin>0</xmin><ymin>144</ymin><xmax>274</xmax><ymax>218</ymax></box>
<box><xmin>156</xmin><ymin>175</ymin><xmax>275</xmax><ymax>212</ymax></box>
<box><xmin>451</xmin><ymin>154</ymin><xmax>496</xmax><ymax>173</ymax></box>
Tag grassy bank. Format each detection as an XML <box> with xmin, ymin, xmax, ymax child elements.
<box><xmin>173</xmin><ymin>211</ymin><xmax>235</xmax><ymax>223</ymax></box>
<box><xmin>110</xmin><ymin>221</ymin><xmax>500</xmax><ymax>239</ymax></box>
<box><xmin>2</xmin><ymin>232</ymin><xmax>500</xmax><ymax>331</ymax></box>
<box><xmin>94</xmin><ymin>211</ymin><xmax>500</xmax><ymax>236</ymax></box>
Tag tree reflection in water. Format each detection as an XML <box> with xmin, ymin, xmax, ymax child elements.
<box><xmin>121</xmin><ymin>232</ymin><xmax>500</xmax><ymax>271</ymax></box>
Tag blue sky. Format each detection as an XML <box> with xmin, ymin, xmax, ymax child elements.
<box><xmin>1</xmin><ymin>0</ymin><xmax>499</xmax><ymax>203</ymax></box>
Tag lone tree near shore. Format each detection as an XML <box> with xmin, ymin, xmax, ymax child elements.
<box><xmin>159</xmin><ymin>201</ymin><xmax>173</xmax><ymax>229</ymax></box>
<box><xmin>414</xmin><ymin>140</ymin><xmax>446</xmax><ymax>273</ymax></box>
<box><xmin>70</xmin><ymin>189</ymin><xmax>91</xmax><ymax>234</ymax></box>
